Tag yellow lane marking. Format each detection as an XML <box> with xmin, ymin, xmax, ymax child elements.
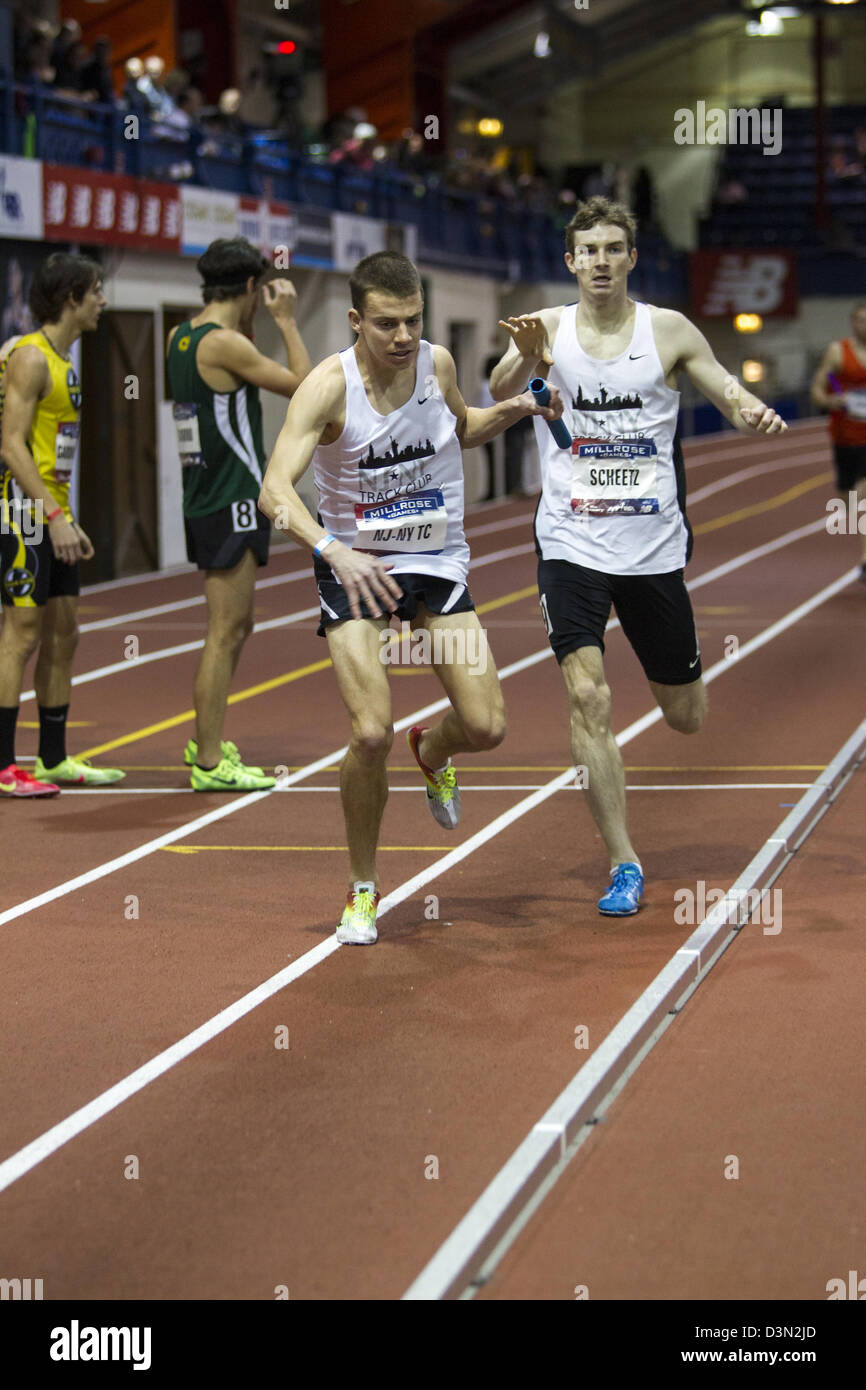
<box><xmin>110</xmin><ymin>762</ymin><xmax>827</xmax><ymax>774</ymax></box>
<box><xmin>693</xmin><ymin>605</ymin><xmax>749</xmax><ymax>614</ymax></box>
<box><xmin>160</xmin><ymin>845</ymin><xmax>450</xmax><ymax>854</ymax></box>
<box><xmin>73</xmin><ymin>465</ymin><xmax>828</xmax><ymax>762</ymax></box>
<box><xmin>475</xmin><ymin>584</ymin><xmax>537</xmax><ymax>614</ymax></box>
<box><xmin>77</xmin><ymin>658</ymin><xmax>332</xmax><ymax>758</ymax></box>
<box><xmin>75</xmin><ymin>587</ymin><xmax>539</xmax><ymax>759</ymax></box>
<box><xmin>692</xmin><ymin>471</ymin><xmax>833</xmax><ymax>535</ymax></box>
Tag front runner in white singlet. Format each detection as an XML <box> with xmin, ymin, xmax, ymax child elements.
<box><xmin>491</xmin><ymin>196</ymin><xmax>786</xmax><ymax>918</ymax></box>
<box><xmin>259</xmin><ymin>251</ymin><xmax>564</xmax><ymax>944</ymax></box>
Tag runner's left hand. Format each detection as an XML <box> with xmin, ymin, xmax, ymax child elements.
<box><xmin>73</xmin><ymin>523</ymin><xmax>95</xmax><ymax>560</ymax></box>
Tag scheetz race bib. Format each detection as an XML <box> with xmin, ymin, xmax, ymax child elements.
<box><xmin>354</xmin><ymin>489</ymin><xmax>448</xmax><ymax>553</ymax></box>
<box><xmin>55</xmin><ymin>421</ymin><xmax>80</xmax><ymax>486</ymax></box>
<box><xmin>173</xmin><ymin>402</ymin><xmax>204</xmax><ymax>467</ymax></box>
<box><xmin>571</xmin><ymin>437</ymin><xmax>660</xmax><ymax>516</ymax></box>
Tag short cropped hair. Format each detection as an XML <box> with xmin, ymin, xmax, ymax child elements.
<box><xmin>197</xmin><ymin>237</ymin><xmax>269</xmax><ymax>303</ymax></box>
<box><xmin>565</xmin><ymin>197</ymin><xmax>637</xmax><ymax>255</ymax></box>
<box><xmin>349</xmin><ymin>252</ymin><xmax>422</xmax><ymax>314</ymax></box>
<box><xmin>29</xmin><ymin>253</ymin><xmax>102</xmax><ymax>323</ymax></box>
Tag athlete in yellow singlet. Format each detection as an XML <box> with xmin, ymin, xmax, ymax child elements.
<box><xmin>0</xmin><ymin>252</ymin><xmax>124</xmax><ymax>796</ymax></box>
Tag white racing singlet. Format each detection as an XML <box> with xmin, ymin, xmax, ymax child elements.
<box><xmin>533</xmin><ymin>301</ymin><xmax>690</xmax><ymax>576</ymax></box>
<box><xmin>313</xmin><ymin>340</ymin><xmax>470</xmax><ymax>584</ymax></box>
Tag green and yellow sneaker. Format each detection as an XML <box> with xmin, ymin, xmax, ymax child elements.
<box><xmin>183</xmin><ymin>738</ymin><xmax>264</xmax><ymax>776</ymax></box>
<box><xmin>189</xmin><ymin>755</ymin><xmax>275</xmax><ymax>792</ymax></box>
<box><xmin>34</xmin><ymin>755</ymin><xmax>125</xmax><ymax>786</ymax></box>
<box><xmin>407</xmin><ymin>725</ymin><xmax>461</xmax><ymax>829</ymax></box>
<box><xmin>337</xmin><ymin>883</ymin><xmax>381</xmax><ymax>945</ymax></box>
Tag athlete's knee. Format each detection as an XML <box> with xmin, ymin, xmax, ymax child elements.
<box><xmin>351</xmin><ymin>718</ymin><xmax>394</xmax><ymax>764</ymax></box>
<box><xmin>460</xmin><ymin>707</ymin><xmax>506</xmax><ymax>751</ymax></box>
<box><xmin>568</xmin><ymin>675</ymin><xmax>612</xmax><ymax>734</ymax></box>
<box><xmin>664</xmin><ymin>688</ymin><xmax>707</xmax><ymax>735</ymax></box>
<box><xmin>207</xmin><ymin>616</ymin><xmax>251</xmax><ymax>652</ymax></box>
<box><xmin>1</xmin><ymin>613</ymin><xmax>41</xmax><ymax>658</ymax></box>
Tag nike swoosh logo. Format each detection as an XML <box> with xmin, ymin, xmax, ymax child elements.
<box><xmin>689</xmin><ymin>653</ymin><xmax>700</xmax><ymax>668</ymax></box>
<box><xmin>417</xmin><ymin>397</ymin><xmax>430</xmax><ymax>405</ymax></box>
<box><xmin>628</xmin><ymin>354</ymin><xmax>646</xmax><ymax>360</ymax></box>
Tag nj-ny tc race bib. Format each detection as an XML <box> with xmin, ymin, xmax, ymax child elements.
<box><xmin>354</xmin><ymin>489</ymin><xmax>448</xmax><ymax>553</ymax></box>
<box><xmin>571</xmin><ymin>437</ymin><xmax>659</xmax><ymax>516</ymax></box>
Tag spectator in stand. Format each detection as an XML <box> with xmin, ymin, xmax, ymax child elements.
<box><xmin>828</xmin><ymin>137</ymin><xmax>863</xmax><ymax>182</ymax></box>
<box><xmin>1</xmin><ymin>259</ymin><xmax>35</xmax><ymax>342</ymax></box>
<box><xmin>53</xmin><ymin>40</ymin><xmax>96</xmax><ymax>101</ymax></box>
<box><xmin>396</xmin><ymin>129</ymin><xmax>428</xmax><ymax>179</ymax></box>
<box><xmin>632</xmin><ymin>166</ymin><xmax>656</xmax><ymax>227</ymax></box>
<box><xmin>19</xmin><ymin>30</ymin><xmax>55</xmax><ymax>87</ymax></box>
<box><xmin>582</xmin><ymin>162</ymin><xmax>616</xmax><ymax>200</ymax></box>
<box><xmin>133</xmin><ymin>56</ymin><xmax>175</xmax><ymax>121</ymax></box>
<box><xmin>329</xmin><ymin>121</ymin><xmax>378</xmax><ymax>171</ymax></box>
<box><xmin>49</xmin><ymin>18</ymin><xmax>81</xmax><ymax>77</ymax></box>
<box><xmin>123</xmin><ymin>58</ymin><xmax>148</xmax><ymax>113</ymax></box>
<box><xmin>154</xmin><ymin>70</ymin><xmax>194</xmax><ymax>138</ymax></box>
<box><xmin>200</xmin><ymin>89</ymin><xmax>247</xmax><ymax>141</ymax></box>
<box><xmin>79</xmin><ymin>37</ymin><xmax>116</xmax><ymax>106</ymax></box>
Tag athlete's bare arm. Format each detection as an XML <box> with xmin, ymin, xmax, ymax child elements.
<box><xmin>810</xmin><ymin>341</ymin><xmax>846</xmax><ymax>411</ymax></box>
<box><xmin>661</xmin><ymin>309</ymin><xmax>787</xmax><ymax>434</ymax></box>
<box><xmin>258</xmin><ymin>356</ymin><xmax>403</xmax><ymax>620</ymax></box>
<box><xmin>489</xmin><ymin>308</ymin><xmax>561</xmax><ymax>400</ymax></box>
<box><xmin>0</xmin><ymin>345</ymin><xmax>86</xmax><ymax>564</ymax></box>
<box><xmin>197</xmin><ymin>282</ymin><xmax>311</xmax><ymax>397</ymax></box>
<box><xmin>435</xmin><ymin>345</ymin><xmax>563</xmax><ymax>446</ymax></box>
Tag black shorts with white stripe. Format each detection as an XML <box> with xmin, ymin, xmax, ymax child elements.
<box><xmin>183</xmin><ymin>499</ymin><xmax>270</xmax><ymax>571</ymax></box>
<box><xmin>313</xmin><ymin>560</ymin><xmax>474</xmax><ymax>637</ymax></box>
<box><xmin>537</xmin><ymin>556</ymin><xmax>702</xmax><ymax>686</ymax></box>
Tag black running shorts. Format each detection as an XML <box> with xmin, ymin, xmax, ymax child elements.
<box><xmin>314</xmin><ymin>559</ymin><xmax>475</xmax><ymax>637</ymax></box>
<box><xmin>832</xmin><ymin>445</ymin><xmax>866</xmax><ymax>492</ymax></box>
<box><xmin>184</xmin><ymin>499</ymin><xmax>270</xmax><ymax>571</ymax></box>
<box><xmin>537</xmin><ymin>556</ymin><xmax>702</xmax><ymax>686</ymax></box>
<box><xmin>1</xmin><ymin>523</ymin><xmax>80</xmax><ymax>608</ymax></box>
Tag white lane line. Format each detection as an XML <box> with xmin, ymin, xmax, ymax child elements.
<box><xmin>0</xmin><ymin>567</ymin><xmax>855</xmax><ymax>1198</ymax></box>
<box><xmin>683</xmin><ymin>419</ymin><xmax>824</xmax><ymax>470</ymax></box>
<box><xmin>51</xmin><ymin>782</ymin><xmax>815</xmax><ymax>796</ymax></box>
<box><xmin>76</xmin><ymin>515</ymin><xmax>537</xmax><ymax>633</ymax></box>
<box><xmin>20</xmin><ymin>544</ymin><xmax>538</xmax><ymax>703</ymax></box>
<box><xmin>9</xmin><ymin>520</ymin><xmax>840</xmax><ymax>913</ymax></box>
<box><xmin>402</xmin><ymin>713</ymin><xmax>866</xmax><ymax>1300</ymax></box>
<box><xmin>18</xmin><ymin>515</ymin><xmax>831</xmax><ymax>704</ymax></box>
<box><xmin>21</xmin><ymin>608</ymin><xmax>323</xmax><ymax>698</ymax></box>
<box><xmin>687</xmin><ymin>448</ymin><xmax>832</xmax><ymax>505</ymax></box>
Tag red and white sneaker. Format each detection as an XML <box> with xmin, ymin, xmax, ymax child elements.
<box><xmin>0</xmin><ymin>763</ymin><xmax>61</xmax><ymax>797</ymax></box>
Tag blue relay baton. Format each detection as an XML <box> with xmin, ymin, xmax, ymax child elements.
<box><xmin>528</xmin><ymin>378</ymin><xmax>571</xmax><ymax>449</ymax></box>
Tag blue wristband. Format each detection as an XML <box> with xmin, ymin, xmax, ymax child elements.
<box><xmin>314</xmin><ymin>533</ymin><xmax>336</xmax><ymax>558</ymax></box>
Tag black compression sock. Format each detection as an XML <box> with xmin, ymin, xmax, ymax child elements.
<box><xmin>38</xmin><ymin>703</ymin><xmax>69</xmax><ymax>767</ymax></box>
<box><xmin>0</xmin><ymin>705</ymin><xmax>18</xmax><ymax>769</ymax></box>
